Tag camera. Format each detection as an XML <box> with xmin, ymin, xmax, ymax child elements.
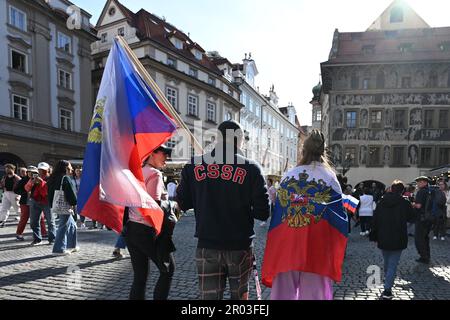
<box><xmin>32</xmin><ymin>173</ymin><xmax>38</xmax><ymax>179</ymax></box>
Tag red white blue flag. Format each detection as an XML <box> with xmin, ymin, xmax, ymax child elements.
<box><xmin>77</xmin><ymin>39</ymin><xmax>177</xmax><ymax>235</ymax></box>
<box><xmin>262</xmin><ymin>166</ymin><xmax>348</xmax><ymax>287</ymax></box>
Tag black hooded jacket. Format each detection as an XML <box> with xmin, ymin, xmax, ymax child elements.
<box><xmin>370</xmin><ymin>192</ymin><xmax>415</xmax><ymax>250</ymax></box>
<box><xmin>176</xmin><ymin>148</ymin><xmax>270</xmax><ymax>250</ymax></box>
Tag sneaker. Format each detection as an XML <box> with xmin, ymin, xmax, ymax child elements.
<box><xmin>30</xmin><ymin>240</ymin><xmax>43</xmax><ymax>246</ymax></box>
<box><xmin>381</xmin><ymin>289</ymin><xmax>393</xmax><ymax>300</ymax></box>
<box><xmin>441</xmin><ymin>237</ymin><xmax>446</xmax><ymax>241</ymax></box>
<box><xmin>433</xmin><ymin>236</ymin><xmax>438</xmax><ymax>240</ymax></box>
<box><xmin>69</xmin><ymin>247</ymin><xmax>80</xmax><ymax>253</ymax></box>
<box><xmin>16</xmin><ymin>235</ymin><xmax>25</xmax><ymax>241</ymax></box>
<box><xmin>52</xmin><ymin>250</ymin><xmax>71</xmax><ymax>256</ymax></box>
<box><xmin>112</xmin><ymin>248</ymin><xmax>124</xmax><ymax>259</ymax></box>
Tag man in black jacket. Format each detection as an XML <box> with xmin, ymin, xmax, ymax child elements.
<box><xmin>413</xmin><ymin>176</ymin><xmax>433</xmax><ymax>264</ymax></box>
<box><xmin>370</xmin><ymin>180</ymin><xmax>415</xmax><ymax>300</ymax></box>
<box><xmin>177</xmin><ymin>120</ymin><xmax>270</xmax><ymax>300</ymax></box>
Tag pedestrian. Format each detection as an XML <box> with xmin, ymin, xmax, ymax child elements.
<box><xmin>359</xmin><ymin>187</ymin><xmax>375</xmax><ymax>236</ymax></box>
<box><xmin>369</xmin><ymin>180</ymin><xmax>415</xmax><ymax>300</ymax></box>
<box><xmin>48</xmin><ymin>160</ymin><xmax>79</xmax><ymax>255</ymax></box>
<box><xmin>261</xmin><ymin>130</ymin><xmax>348</xmax><ymax>300</ymax></box>
<box><xmin>432</xmin><ymin>180</ymin><xmax>447</xmax><ymax>241</ymax></box>
<box><xmin>14</xmin><ymin>166</ymin><xmax>47</xmax><ymax>241</ymax></box>
<box><xmin>125</xmin><ymin>144</ymin><xmax>176</xmax><ymax>300</ymax></box>
<box><xmin>371</xmin><ymin>182</ymin><xmax>381</xmax><ymax>203</ymax></box>
<box><xmin>260</xmin><ymin>178</ymin><xmax>276</xmax><ymax>227</ymax></box>
<box><xmin>177</xmin><ymin>120</ymin><xmax>270</xmax><ymax>300</ymax></box>
<box><xmin>0</xmin><ymin>163</ymin><xmax>21</xmax><ymax>227</ymax></box>
<box><xmin>413</xmin><ymin>176</ymin><xmax>433</xmax><ymax>264</ymax></box>
<box><xmin>26</xmin><ymin>162</ymin><xmax>56</xmax><ymax>246</ymax></box>
<box><xmin>167</xmin><ymin>180</ymin><xmax>178</xmax><ymax>201</ymax></box>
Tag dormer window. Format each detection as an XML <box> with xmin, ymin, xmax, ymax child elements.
<box><xmin>362</xmin><ymin>45</ymin><xmax>375</xmax><ymax>54</ymax></box>
<box><xmin>399</xmin><ymin>43</ymin><xmax>413</xmax><ymax>53</ymax></box>
<box><xmin>170</xmin><ymin>37</ymin><xmax>183</xmax><ymax>50</ymax></box>
<box><xmin>390</xmin><ymin>6</ymin><xmax>403</xmax><ymax>23</ymax></box>
<box><xmin>193</xmin><ymin>50</ymin><xmax>202</xmax><ymax>60</ymax></box>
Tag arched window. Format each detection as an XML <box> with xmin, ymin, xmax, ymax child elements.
<box><xmin>390</xmin><ymin>6</ymin><xmax>404</xmax><ymax>23</ymax></box>
<box><xmin>376</xmin><ymin>70</ymin><xmax>385</xmax><ymax>89</ymax></box>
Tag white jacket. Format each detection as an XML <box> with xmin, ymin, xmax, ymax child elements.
<box><xmin>359</xmin><ymin>194</ymin><xmax>374</xmax><ymax>217</ymax></box>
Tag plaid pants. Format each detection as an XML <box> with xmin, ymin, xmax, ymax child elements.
<box><xmin>195</xmin><ymin>247</ymin><xmax>253</xmax><ymax>300</ymax></box>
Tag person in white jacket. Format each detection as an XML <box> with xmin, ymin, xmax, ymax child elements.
<box><xmin>359</xmin><ymin>187</ymin><xmax>375</xmax><ymax>236</ymax></box>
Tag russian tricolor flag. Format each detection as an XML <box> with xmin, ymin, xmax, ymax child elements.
<box><xmin>262</xmin><ymin>167</ymin><xmax>348</xmax><ymax>287</ymax></box>
<box><xmin>77</xmin><ymin>39</ymin><xmax>177</xmax><ymax>235</ymax></box>
<box><xmin>342</xmin><ymin>194</ymin><xmax>359</xmax><ymax>215</ymax></box>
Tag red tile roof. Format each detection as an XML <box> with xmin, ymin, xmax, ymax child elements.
<box><xmin>113</xmin><ymin>1</ymin><xmax>222</xmax><ymax>75</ymax></box>
<box><xmin>323</xmin><ymin>27</ymin><xmax>450</xmax><ymax>65</ymax></box>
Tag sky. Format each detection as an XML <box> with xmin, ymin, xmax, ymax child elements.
<box><xmin>72</xmin><ymin>0</ymin><xmax>450</xmax><ymax>126</ymax></box>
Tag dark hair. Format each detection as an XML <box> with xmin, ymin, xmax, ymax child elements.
<box><xmin>363</xmin><ymin>187</ymin><xmax>371</xmax><ymax>195</ymax></box>
<box><xmin>299</xmin><ymin>129</ymin><xmax>332</xmax><ymax>170</ymax></box>
<box><xmin>51</xmin><ymin>160</ymin><xmax>71</xmax><ymax>178</ymax></box>
<box><xmin>391</xmin><ymin>180</ymin><xmax>405</xmax><ymax>194</ymax></box>
<box><xmin>268</xmin><ymin>178</ymin><xmax>273</xmax><ymax>185</ymax></box>
<box><xmin>217</xmin><ymin>120</ymin><xmax>244</xmax><ymax>145</ymax></box>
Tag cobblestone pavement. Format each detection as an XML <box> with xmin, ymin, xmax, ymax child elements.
<box><xmin>0</xmin><ymin>212</ymin><xmax>449</xmax><ymax>300</ymax></box>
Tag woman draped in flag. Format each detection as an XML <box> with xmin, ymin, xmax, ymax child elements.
<box><xmin>261</xmin><ymin>130</ymin><xmax>348</xmax><ymax>300</ymax></box>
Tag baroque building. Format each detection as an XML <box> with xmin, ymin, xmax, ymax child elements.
<box><xmin>0</xmin><ymin>0</ymin><xmax>97</xmax><ymax>172</ymax></box>
<box><xmin>320</xmin><ymin>0</ymin><xmax>450</xmax><ymax>186</ymax></box>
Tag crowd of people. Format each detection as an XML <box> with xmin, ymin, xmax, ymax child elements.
<box><xmin>1</xmin><ymin>122</ymin><xmax>449</xmax><ymax>301</ymax></box>
<box><xmin>338</xmin><ymin>172</ymin><xmax>449</xmax><ymax>299</ymax></box>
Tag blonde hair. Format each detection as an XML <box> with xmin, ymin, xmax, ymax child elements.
<box><xmin>299</xmin><ymin>129</ymin><xmax>333</xmax><ymax>172</ymax></box>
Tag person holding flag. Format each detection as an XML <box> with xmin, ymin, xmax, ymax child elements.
<box><xmin>261</xmin><ymin>130</ymin><xmax>348</xmax><ymax>300</ymax></box>
<box><xmin>77</xmin><ymin>37</ymin><xmax>179</xmax><ymax>299</ymax></box>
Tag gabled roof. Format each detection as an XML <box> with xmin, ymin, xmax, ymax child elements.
<box><xmin>97</xmin><ymin>0</ymin><xmax>223</xmax><ymax>75</ymax></box>
<box><xmin>322</xmin><ymin>27</ymin><xmax>450</xmax><ymax>65</ymax></box>
<box><xmin>367</xmin><ymin>0</ymin><xmax>430</xmax><ymax>31</ymax></box>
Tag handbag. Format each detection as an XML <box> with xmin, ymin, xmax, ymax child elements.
<box><xmin>51</xmin><ymin>176</ymin><xmax>74</xmax><ymax>215</ymax></box>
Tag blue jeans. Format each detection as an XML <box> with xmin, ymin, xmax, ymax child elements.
<box><xmin>53</xmin><ymin>214</ymin><xmax>77</xmax><ymax>253</ymax></box>
<box><xmin>382</xmin><ymin>250</ymin><xmax>402</xmax><ymax>291</ymax></box>
<box><xmin>115</xmin><ymin>235</ymin><xmax>127</xmax><ymax>249</ymax></box>
<box><xmin>30</xmin><ymin>200</ymin><xmax>55</xmax><ymax>242</ymax></box>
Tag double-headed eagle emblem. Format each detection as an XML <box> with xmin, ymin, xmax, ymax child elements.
<box><xmin>87</xmin><ymin>97</ymin><xmax>106</xmax><ymax>144</ymax></box>
<box><xmin>277</xmin><ymin>170</ymin><xmax>332</xmax><ymax>228</ymax></box>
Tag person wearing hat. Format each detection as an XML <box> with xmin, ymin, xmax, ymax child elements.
<box><xmin>0</xmin><ymin>163</ymin><xmax>21</xmax><ymax>227</ymax></box>
<box><xmin>413</xmin><ymin>176</ymin><xmax>433</xmax><ymax>264</ymax></box>
<box><xmin>124</xmin><ymin>143</ymin><xmax>176</xmax><ymax>300</ymax></box>
<box><xmin>25</xmin><ymin>162</ymin><xmax>56</xmax><ymax>246</ymax></box>
<box><xmin>176</xmin><ymin>120</ymin><xmax>270</xmax><ymax>300</ymax></box>
<box><xmin>14</xmin><ymin>166</ymin><xmax>48</xmax><ymax>241</ymax></box>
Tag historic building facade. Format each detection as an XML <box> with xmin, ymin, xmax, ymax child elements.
<box><xmin>92</xmin><ymin>0</ymin><xmax>243</xmax><ymax>162</ymax></box>
<box><xmin>320</xmin><ymin>0</ymin><xmax>450</xmax><ymax>186</ymax></box>
<box><xmin>0</xmin><ymin>0</ymin><xmax>97</xmax><ymax>172</ymax></box>
<box><xmin>231</xmin><ymin>54</ymin><xmax>300</xmax><ymax>177</ymax></box>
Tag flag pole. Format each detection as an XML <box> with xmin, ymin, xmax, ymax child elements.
<box><xmin>115</xmin><ymin>36</ymin><xmax>204</xmax><ymax>154</ymax></box>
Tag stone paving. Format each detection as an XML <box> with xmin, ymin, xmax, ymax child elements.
<box><xmin>0</xmin><ymin>211</ymin><xmax>449</xmax><ymax>300</ymax></box>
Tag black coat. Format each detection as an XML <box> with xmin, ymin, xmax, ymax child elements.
<box><xmin>176</xmin><ymin>148</ymin><xmax>270</xmax><ymax>250</ymax></box>
<box><xmin>370</xmin><ymin>192</ymin><xmax>415</xmax><ymax>251</ymax></box>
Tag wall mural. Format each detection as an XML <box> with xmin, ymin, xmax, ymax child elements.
<box><xmin>332</xmin><ymin>128</ymin><xmax>450</xmax><ymax>142</ymax></box>
<box><xmin>409</xmin><ymin>108</ymin><xmax>422</xmax><ymax>125</ymax></box>
<box><xmin>408</xmin><ymin>145</ymin><xmax>418</xmax><ymax>165</ymax></box>
<box><xmin>331</xmin><ymin>144</ymin><xmax>342</xmax><ymax>166</ymax></box>
<box><xmin>359</xmin><ymin>145</ymin><xmax>367</xmax><ymax>165</ymax></box>
<box><xmin>335</xmin><ymin>93</ymin><xmax>450</xmax><ymax>106</ymax></box>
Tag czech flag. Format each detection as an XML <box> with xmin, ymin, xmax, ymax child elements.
<box><xmin>77</xmin><ymin>39</ymin><xmax>177</xmax><ymax>235</ymax></box>
<box><xmin>262</xmin><ymin>168</ymin><xmax>348</xmax><ymax>287</ymax></box>
<box><xmin>342</xmin><ymin>194</ymin><xmax>359</xmax><ymax>215</ymax></box>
